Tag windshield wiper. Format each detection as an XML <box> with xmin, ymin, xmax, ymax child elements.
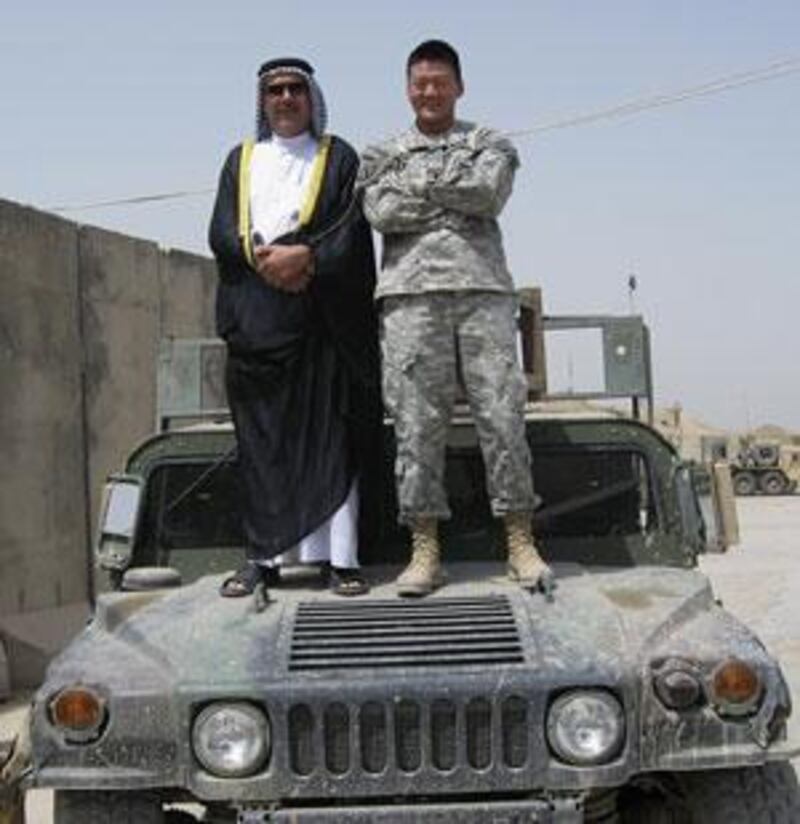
<box><xmin>164</xmin><ymin>444</ymin><xmax>238</xmax><ymax>515</ymax></box>
<box><xmin>533</xmin><ymin>478</ymin><xmax>639</xmax><ymax>525</ymax></box>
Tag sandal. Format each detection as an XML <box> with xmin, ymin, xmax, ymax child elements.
<box><xmin>330</xmin><ymin>567</ymin><xmax>369</xmax><ymax>597</ymax></box>
<box><xmin>220</xmin><ymin>563</ymin><xmax>269</xmax><ymax>598</ymax></box>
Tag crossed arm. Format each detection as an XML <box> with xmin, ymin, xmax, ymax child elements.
<box><xmin>359</xmin><ymin>136</ymin><xmax>518</xmax><ymax>234</ymax></box>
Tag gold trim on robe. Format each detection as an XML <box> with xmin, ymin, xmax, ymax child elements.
<box><xmin>237</xmin><ymin>138</ymin><xmax>256</xmax><ymax>266</ymax></box>
<box><xmin>237</xmin><ymin>135</ymin><xmax>332</xmax><ymax>267</ymax></box>
<box><xmin>298</xmin><ymin>135</ymin><xmax>332</xmax><ymax>227</ymax></box>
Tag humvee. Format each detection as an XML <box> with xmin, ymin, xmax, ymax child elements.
<box><xmin>19</xmin><ymin>298</ymin><xmax>800</xmax><ymax>822</ymax></box>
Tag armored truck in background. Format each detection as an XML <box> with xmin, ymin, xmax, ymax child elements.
<box><xmin>731</xmin><ymin>442</ymin><xmax>800</xmax><ymax>496</ymax></box>
<box><xmin>701</xmin><ymin>436</ymin><xmax>800</xmax><ymax>496</ymax></box>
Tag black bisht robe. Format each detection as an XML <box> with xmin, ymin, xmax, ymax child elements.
<box><xmin>209</xmin><ymin>136</ymin><xmax>381</xmax><ymax>561</ymax></box>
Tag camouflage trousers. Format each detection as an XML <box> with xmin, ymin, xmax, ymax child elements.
<box><xmin>380</xmin><ymin>291</ymin><xmax>535</xmax><ymax>524</ymax></box>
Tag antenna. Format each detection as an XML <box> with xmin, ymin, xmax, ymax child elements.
<box><xmin>627</xmin><ymin>274</ymin><xmax>638</xmax><ymax>314</ymax></box>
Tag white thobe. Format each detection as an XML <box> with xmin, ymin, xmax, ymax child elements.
<box><xmin>250</xmin><ymin>132</ymin><xmax>359</xmax><ymax>570</ymax></box>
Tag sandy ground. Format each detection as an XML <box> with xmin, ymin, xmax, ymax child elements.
<box><xmin>9</xmin><ymin>495</ymin><xmax>800</xmax><ymax>822</ymax></box>
<box><xmin>699</xmin><ymin>496</ymin><xmax>800</xmax><ymax>743</ymax></box>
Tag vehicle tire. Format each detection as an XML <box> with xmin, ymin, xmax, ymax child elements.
<box><xmin>618</xmin><ymin>799</ymin><xmax>687</xmax><ymax>823</ymax></box>
<box><xmin>677</xmin><ymin>762</ymin><xmax>800</xmax><ymax>823</ymax></box>
<box><xmin>732</xmin><ymin>471</ymin><xmax>757</xmax><ymax>496</ymax></box>
<box><xmin>754</xmin><ymin>444</ymin><xmax>780</xmax><ymax>467</ymax></box>
<box><xmin>617</xmin><ymin>777</ymin><xmax>691</xmax><ymax>823</ymax></box>
<box><xmin>619</xmin><ymin>764</ymin><xmax>800</xmax><ymax>823</ymax></box>
<box><xmin>54</xmin><ymin>791</ymin><xmax>164</xmax><ymax>824</ymax></box>
<box><xmin>165</xmin><ymin>812</ymin><xmax>201</xmax><ymax>823</ymax></box>
<box><xmin>759</xmin><ymin>470</ymin><xmax>787</xmax><ymax>496</ymax></box>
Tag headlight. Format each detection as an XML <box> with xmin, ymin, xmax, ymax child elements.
<box><xmin>653</xmin><ymin>659</ymin><xmax>703</xmax><ymax>710</ymax></box>
<box><xmin>709</xmin><ymin>658</ymin><xmax>762</xmax><ymax>717</ymax></box>
<box><xmin>547</xmin><ymin>690</ymin><xmax>625</xmax><ymax>765</ymax></box>
<box><xmin>192</xmin><ymin>702</ymin><xmax>270</xmax><ymax>777</ymax></box>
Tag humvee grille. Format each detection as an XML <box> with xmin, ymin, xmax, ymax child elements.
<box><xmin>289</xmin><ymin>596</ymin><xmax>524</xmax><ymax>670</ymax></box>
<box><xmin>287</xmin><ymin>695</ymin><xmax>530</xmax><ymax>777</ymax></box>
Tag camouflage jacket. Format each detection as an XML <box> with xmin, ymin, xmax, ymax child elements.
<box><xmin>358</xmin><ymin>121</ymin><xmax>519</xmax><ymax>299</ymax></box>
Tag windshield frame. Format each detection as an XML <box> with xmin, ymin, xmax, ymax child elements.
<box><xmin>122</xmin><ymin>417</ymin><xmax>696</xmax><ymax>579</ymax></box>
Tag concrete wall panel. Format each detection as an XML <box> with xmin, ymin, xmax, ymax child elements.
<box><xmin>0</xmin><ymin>200</ymin><xmax>217</xmax><ymax>687</ymax></box>
<box><xmin>0</xmin><ymin>201</ymin><xmax>88</xmax><ymax>616</ymax></box>
<box><xmin>78</xmin><ymin>226</ymin><xmax>162</xmax><ymax>534</ymax></box>
<box><xmin>159</xmin><ymin>249</ymin><xmax>217</xmax><ymax>338</ymax></box>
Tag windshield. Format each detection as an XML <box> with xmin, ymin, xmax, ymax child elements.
<box><xmin>135</xmin><ymin>459</ymin><xmax>246</xmax><ymax>580</ymax></box>
<box><xmin>133</xmin><ymin>441</ymin><xmax>658</xmax><ymax>580</ymax></box>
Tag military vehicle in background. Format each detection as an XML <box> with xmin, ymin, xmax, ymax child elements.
<box><xmin>701</xmin><ymin>436</ymin><xmax>800</xmax><ymax>497</ymax></box>
<box><xmin>6</xmin><ymin>291</ymin><xmax>800</xmax><ymax>823</ymax></box>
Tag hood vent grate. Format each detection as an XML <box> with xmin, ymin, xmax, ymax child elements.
<box><xmin>289</xmin><ymin>595</ymin><xmax>524</xmax><ymax>671</ymax></box>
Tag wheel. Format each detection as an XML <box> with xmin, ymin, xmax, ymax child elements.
<box><xmin>619</xmin><ymin>800</ymin><xmax>686</xmax><ymax>823</ymax></box>
<box><xmin>678</xmin><ymin>763</ymin><xmax>800</xmax><ymax>822</ymax></box>
<box><xmin>165</xmin><ymin>812</ymin><xmax>202</xmax><ymax>823</ymax></box>
<box><xmin>732</xmin><ymin>471</ymin><xmax>757</xmax><ymax>496</ymax></box>
<box><xmin>619</xmin><ymin>764</ymin><xmax>800</xmax><ymax>823</ymax></box>
<box><xmin>754</xmin><ymin>444</ymin><xmax>780</xmax><ymax>467</ymax></box>
<box><xmin>54</xmin><ymin>791</ymin><xmax>164</xmax><ymax>824</ymax></box>
<box><xmin>618</xmin><ymin>775</ymin><xmax>691</xmax><ymax>823</ymax></box>
<box><xmin>759</xmin><ymin>470</ymin><xmax>787</xmax><ymax>496</ymax></box>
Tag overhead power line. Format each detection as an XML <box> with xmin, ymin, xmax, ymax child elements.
<box><xmin>505</xmin><ymin>54</ymin><xmax>800</xmax><ymax>139</ymax></box>
<box><xmin>48</xmin><ymin>186</ymin><xmax>215</xmax><ymax>213</ymax></box>
<box><xmin>49</xmin><ymin>54</ymin><xmax>800</xmax><ymax>214</ymax></box>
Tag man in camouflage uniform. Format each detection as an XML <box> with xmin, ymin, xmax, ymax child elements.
<box><xmin>359</xmin><ymin>39</ymin><xmax>551</xmax><ymax>596</ymax></box>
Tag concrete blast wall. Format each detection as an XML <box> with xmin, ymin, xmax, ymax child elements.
<box><xmin>0</xmin><ymin>199</ymin><xmax>216</xmax><ymax>689</ymax></box>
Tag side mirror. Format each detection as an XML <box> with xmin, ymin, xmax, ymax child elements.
<box><xmin>706</xmin><ymin>461</ymin><xmax>740</xmax><ymax>552</ymax></box>
<box><xmin>95</xmin><ymin>475</ymin><xmax>143</xmax><ymax>572</ymax></box>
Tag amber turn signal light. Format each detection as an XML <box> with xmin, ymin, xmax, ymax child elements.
<box><xmin>50</xmin><ymin>687</ymin><xmax>105</xmax><ymax>732</ymax></box>
<box><xmin>710</xmin><ymin>659</ymin><xmax>762</xmax><ymax>715</ymax></box>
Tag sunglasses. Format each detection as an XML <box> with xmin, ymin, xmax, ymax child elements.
<box><xmin>265</xmin><ymin>81</ymin><xmax>308</xmax><ymax>98</ymax></box>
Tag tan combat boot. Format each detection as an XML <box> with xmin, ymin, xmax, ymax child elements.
<box><xmin>505</xmin><ymin>512</ymin><xmax>552</xmax><ymax>590</ymax></box>
<box><xmin>396</xmin><ymin>517</ymin><xmax>445</xmax><ymax>597</ymax></box>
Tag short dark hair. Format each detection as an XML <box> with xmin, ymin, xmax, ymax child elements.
<box><xmin>407</xmin><ymin>39</ymin><xmax>462</xmax><ymax>84</ymax></box>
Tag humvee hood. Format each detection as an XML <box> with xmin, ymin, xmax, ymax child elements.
<box><xmin>44</xmin><ymin>577</ymin><xmax>289</xmax><ymax>690</ymax></box>
<box><xmin>515</xmin><ymin>565</ymin><xmax>716</xmax><ymax>681</ymax></box>
<box><xmin>43</xmin><ymin>565</ymin><xmax>726</xmax><ymax>691</ymax></box>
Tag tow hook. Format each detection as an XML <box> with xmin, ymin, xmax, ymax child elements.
<box><xmin>548</xmin><ymin>793</ymin><xmax>584</xmax><ymax>822</ymax></box>
<box><xmin>237</xmin><ymin>806</ymin><xmax>270</xmax><ymax>823</ymax></box>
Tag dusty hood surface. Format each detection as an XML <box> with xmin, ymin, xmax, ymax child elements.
<box><xmin>44</xmin><ymin>563</ymin><xmax>720</xmax><ymax>690</ymax></box>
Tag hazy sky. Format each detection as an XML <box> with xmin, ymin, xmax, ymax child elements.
<box><xmin>3</xmin><ymin>2</ymin><xmax>798</xmax><ymax>430</ymax></box>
